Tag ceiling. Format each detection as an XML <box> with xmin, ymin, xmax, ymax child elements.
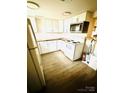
<box><xmin>27</xmin><ymin>0</ymin><xmax>97</xmax><ymax>19</ymax></box>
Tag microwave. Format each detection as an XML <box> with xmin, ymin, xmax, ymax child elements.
<box><xmin>70</xmin><ymin>21</ymin><xmax>89</xmax><ymax>33</ymax></box>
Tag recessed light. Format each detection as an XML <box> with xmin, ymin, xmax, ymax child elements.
<box><xmin>63</xmin><ymin>11</ymin><xmax>72</xmax><ymax>16</ymax></box>
<box><xmin>27</xmin><ymin>1</ymin><xmax>40</xmax><ymax>9</ymax></box>
<box><xmin>60</xmin><ymin>0</ymin><xmax>72</xmax><ymax>2</ymax></box>
<box><xmin>61</xmin><ymin>0</ymin><xmax>65</xmax><ymax>1</ymax></box>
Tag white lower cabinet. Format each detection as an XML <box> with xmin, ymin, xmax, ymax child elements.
<box><xmin>74</xmin><ymin>43</ymin><xmax>84</xmax><ymax>60</ymax></box>
<box><xmin>47</xmin><ymin>41</ymin><xmax>57</xmax><ymax>52</ymax></box>
<box><xmin>64</xmin><ymin>43</ymin><xmax>84</xmax><ymax>61</ymax></box>
<box><xmin>57</xmin><ymin>40</ymin><xmax>66</xmax><ymax>52</ymax></box>
<box><xmin>39</xmin><ymin>41</ymin><xmax>48</xmax><ymax>54</ymax></box>
<box><xmin>38</xmin><ymin>41</ymin><xmax>57</xmax><ymax>54</ymax></box>
<box><xmin>38</xmin><ymin>40</ymin><xmax>84</xmax><ymax>61</ymax></box>
<box><xmin>56</xmin><ymin>40</ymin><xmax>62</xmax><ymax>50</ymax></box>
<box><xmin>57</xmin><ymin>40</ymin><xmax>84</xmax><ymax>61</ymax></box>
<box><xmin>64</xmin><ymin>43</ymin><xmax>75</xmax><ymax>60</ymax></box>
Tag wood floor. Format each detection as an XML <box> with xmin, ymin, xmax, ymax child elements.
<box><xmin>41</xmin><ymin>51</ymin><xmax>97</xmax><ymax>93</ymax></box>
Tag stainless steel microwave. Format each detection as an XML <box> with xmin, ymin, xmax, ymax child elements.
<box><xmin>70</xmin><ymin>21</ymin><xmax>89</xmax><ymax>33</ymax></box>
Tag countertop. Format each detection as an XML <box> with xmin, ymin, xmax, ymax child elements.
<box><xmin>37</xmin><ymin>38</ymin><xmax>62</xmax><ymax>42</ymax></box>
<box><xmin>37</xmin><ymin>38</ymin><xmax>84</xmax><ymax>45</ymax></box>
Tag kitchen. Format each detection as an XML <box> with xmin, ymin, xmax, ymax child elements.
<box><xmin>27</xmin><ymin>0</ymin><xmax>97</xmax><ymax>93</ymax></box>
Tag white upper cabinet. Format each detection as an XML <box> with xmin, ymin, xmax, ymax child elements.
<box><xmin>70</xmin><ymin>12</ymin><xmax>87</xmax><ymax>24</ymax></box>
<box><xmin>35</xmin><ymin>17</ymin><xmax>64</xmax><ymax>33</ymax></box>
<box><xmin>43</xmin><ymin>18</ymin><xmax>59</xmax><ymax>33</ymax></box>
<box><xmin>63</xmin><ymin>19</ymin><xmax>68</xmax><ymax>33</ymax></box>
<box><xmin>52</xmin><ymin>20</ymin><xmax>59</xmax><ymax>32</ymax></box>
<box><xmin>58</xmin><ymin>20</ymin><xmax>64</xmax><ymax>32</ymax></box>
<box><xmin>63</xmin><ymin>12</ymin><xmax>87</xmax><ymax>33</ymax></box>
<box><xmin>38</xmin><ymin>41</ymin><xmax>58</xmax><ymax>54</ymax></box>
<box><xmin>63</xmin><ymin>18</ymin><xmax>72</xmax><ymax>33</ymax></box>
<box><xmin>45</xmin><ymin>19</ymin><xmax>53</xmax><ymax>32</ymax></box>
<box><xmin>71</xmin><ymin>16</ymin><xmax>77</xmax><ymax>23</ymax></box>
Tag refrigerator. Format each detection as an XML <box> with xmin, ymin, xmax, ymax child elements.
<box><xmin>27</xmin><ymin>18</ymin><xmax>46</xmax><ymax>93</ymax></box>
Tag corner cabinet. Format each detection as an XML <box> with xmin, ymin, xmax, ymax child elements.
<box><xmin>38</xmin><ymin>40</ymin><xmax>58</xmax><ymax>54</ymax></box>
<box><xmin>56</xmin><ymin>40</ymin><xmax>66</xmax><ymax>52</ymax></box>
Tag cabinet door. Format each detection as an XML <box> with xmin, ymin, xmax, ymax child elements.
<box><xmin>74</xmin><ymin>44</ymin><xmax>84</xmax><ymax>60</ymax></box>
<box><xmin>59</xmin><ymin>20</ymin><xmax>64</xmax><ymax>32</ymax></box>
<box><xmin>39</xmin><ymin>41</ymin><xmax>58</xmax><ymax>54</ymax></box>
<box><xmin>63</xmin><ymin>19</ymin><xmax>70</xmax><ymax>33</ymax></box>
<box><xmin>63</xmin><ymin>20</ymin><xmax>68</xmax><ymax>33</ymax></box>
<box><xmin>61</xmin><ymin>41</ymin><xmax>66</xmax><ymax>53</ymax></box>
<box><xmin>56</xmin><ymin>40</ymin><xmax>61</xmax><ymax>50</ymax></box>
<box><xmin>47</xmin><ymin>41</ymin><xmax>57</xmax><ymax>52</ymax></box>
<box><xmin>64</xmin><ymin>43</ymin><xmax>75</xmax><ymax>60</ymax></box>
<box><xmin>45</xmin><ymin>19</ymin><xmax>53</xmax><ymax>32</ymax></box>
<box><xmin>40</xmin><ymin>42</ymin><xmax>49</xmax><ymax>54</ymax></box>
<box><xmin>53</xmin><ymin>20</ymin><xmax>59</xmax><ymax>32</ymax></box>
<box><xmin>77</xmin><ymin>13</ymin><xmax>85</xmax><ymax>22</ymax></box>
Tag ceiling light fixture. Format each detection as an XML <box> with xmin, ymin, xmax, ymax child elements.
<box><xmin>63</xmin><ymin>11</ymin><xmax>72</xmax><ymax>16</ymax></box>
<box><xmin>27</xmin><ymin>1</ymin><xmax>40</xmax><ymax>9</ymax></box>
